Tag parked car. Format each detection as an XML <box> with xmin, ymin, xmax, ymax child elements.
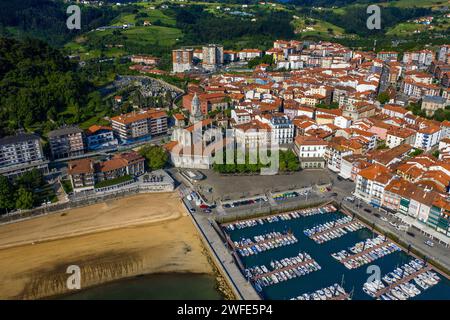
<box><xmin>406</xmin><ymin>232</ymin><xmax>415</xmax><ymax>237</ymax></box>
<box><xmin>364</xmin><ymin>208</ymin><xmax>372</xmax><ymax>213</ymax></box>
<box><xmin>424</xmin><ymin>240</ymin><xmax>435</xmax><ymax>247</ymax></box>
<box><xmin>189</xmin><ymin>208</ymin><xmax>196</xmax><ymax>213</ymax></box>
<box><xmin>203</xmin><ymin>209</ymin><xmax>211</xmax><ymax>214</ymax></box>
<box><xmin>337</xmin><ymin>176</ymin><xmax>344</xmax><ymax>181</ymax></box>
<box><xmin>380</xmin><ymin>217</ymin><xmax>388</xmax><ymax>222</ymax></box>
<box><xmin>345</xmin><ymin>196</ymin><xmax>355</xmax><ymax>203</ymax></box>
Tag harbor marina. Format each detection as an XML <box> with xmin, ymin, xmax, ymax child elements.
<box><xmin>220</xmin><ymin>205</ymin><xmax>450</xmax><ymax>300</ymax></box>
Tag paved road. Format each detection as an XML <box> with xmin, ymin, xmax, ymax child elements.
<box><xmin>329</xmin><ymin>174</ymin><xmax>450</xmax><ymax>272</ymax></box>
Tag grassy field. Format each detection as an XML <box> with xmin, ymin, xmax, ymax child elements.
<box><xmin>79</xmin><ymin>114</ymin><xmax>110</xmax><ymax>130</ymax></box>
<box><xmin>386</xmin><ymin>22</ymin><xmax>428</xmax><ymax>36</ymax></box>
<box><xmin>382</xmin><ymin>0</ymin><xmax>448</xmax><ymax>9</ymax></box>
<box><xmin>387</xmin><ymin>13</ymin><xmax>449</xmax><ymax>36</ymax></box>
<box><xmin>64</xmin><ymin>5</ymin><xmax>181</xmax><ymax>61</ymax></box>
<box><xmin>292</xmin><ymin>17</ymin><xmax>345</xmax><ymax>38</ymax></box>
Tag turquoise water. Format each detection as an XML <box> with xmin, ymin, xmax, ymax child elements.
<box><xmin>224</xmin><ymin>211</ymin><xmax>450</xmax><ymax>300</ymax></box>
<box><xmin>59</xmin><ymin>273</ymin><xmax>223</xmax><ymax>300</ymax></box>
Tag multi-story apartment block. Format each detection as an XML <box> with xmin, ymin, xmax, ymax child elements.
<box><xmin>354</xmin><ymin>164</ymin><xmax>394</xmax><ymax>207</ymax></box>
<box><xmin>67</xmin><ymin>158</ymin><xmax>95</xmax><ymax>192</ymax></box>
<box><xmin>441</xmin><ymin>121</ymin><xmax>450</xmax><ymax>139</ymax></box>
<box><xmin>376</xmin><ymin>51</ymin><xmax>398</xmax><ymax>62</ymax></box>
<box><xmin>386</xmin><ymin>127</ymin><xmax>416</xmax><ymax>149</ymax></box>
<box><xmin>438</xmin><ymin>45</ymin><xmax>450</xmax><ymax>62</ymax></box>
<box><xmin>0</xmin><ymin>133</ymin><xmax>49</xmax><ymax>178</ymax></box>
<box><xmin>294</xmin><ymin>136</ymin><xmax>327</xmax><ymax>169</ymax></box>
<box><xmin>381</xmin><ymin>104</ymin><xmax>411</xmax><ymax>119</ymax></box>
<box><xmin>96</xmin><ymin>152</ymin><xmax>145</xmax><ymax>182</ymax></box>
<box><xmin>85</xmin><ymin>125</ymin><xmax>118</xmax><ymax>151</ymax></box>
<box><xmin>48</xmin><ymin>127</ymin><xmax>85</xmax><ymax>160</ymax></box>
<box><xmin>401</xmin><ymin>79</ymin><xmax>441</xmax><ymax>99</ymax></box>
<box><xmin>231</xmin><ymin>109</ymin><xmax>252</xmax><ymax>126</ymax></box>
<box><xmin>67</xmin><ymin>152</ymin><xmax>145</xmax><ymax>192</ymax></box>
<box><xmin>325</xmin><ymin>137</ymin><xmax>362</xmax><ymax>173</ymax></box>
<box><xmin>111</xmin><ymin>109</ymin><xmax>168</xmax><ymax>144</ymax></box>
<box><xmin>339</xmin><ymin>154</ymin><xmax>370</xmax><ymax>181</ymax></box>
<box><xmin>414</xmin><ymin>125</ymin><xmax>441</xmax><ymax>150</ymax></box>
<box><xmin>257</xmin><ymin>114</ymin><xmax>294</xmax><ymax>145</ymax></box>
<box><xmin>402</xmin><ymin>50</ymin><xmax>434</xmax><ymax>66</ymax></box>
<box><xmin>427</xmin><ymin>197</ymin><xmax>450</xmax><ymax>237</ymax></box>
<box><xmin>202</xmin><ymin>44</ymin><xmax>224</xmax><ymax>71</ymax></box>
<box><xmin>238</xmin><ymin>49</ymin><xmax>263</xmax><ymax>61</ymax></box>
<box><xmin>172</xmin><ymin>48</ymin><xmax>194</xmax><ymax>73</ymax></box>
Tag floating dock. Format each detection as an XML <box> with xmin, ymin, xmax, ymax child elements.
<box><xmin>310</xmin><ymin>220</ymin><xmax>363</xmax><ymax>243</ymax></box>
<box><xmin>373</xmin><ymin>265</ymin><xmax>433</xmax><ymax>298</ymax></box>
<box><xmin>252</xmin><ymin>258</ymin><xmax>317</xmax><ymax>281</ymax></box>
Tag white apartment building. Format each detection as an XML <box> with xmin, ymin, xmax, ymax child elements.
<box><xmin>256</xmin><ymin>114</ymin><xmax>294</xmax><ymax>145</ymax></box>
<box><xmin>354</xmin><ymin>164</ymin><xmax>394</xmax><ymax>207</ymax></box>
<box><xmin>294</xmin><ymin>136</ymin><xmax>327</xmax><ymax>169</ymax></box>
<box><xmin>231</xmin><ymin>109</ymin><xmax>252</xmax><ymax>125</ymax></box>
<box><xmin>414</xmin><ymin>126</ymin><xmax>441</xmax><ymax>150</ymax></box>
<box><xmin>386</xmin><ymin>128</ymin><xmax>416</xmax><ymax>149</ymax></box>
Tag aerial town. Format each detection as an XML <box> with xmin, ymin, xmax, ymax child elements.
<box><xmin>1</xmin><ymin>36</ymin><xmax>450</xmax><ymax>301</ymax></box>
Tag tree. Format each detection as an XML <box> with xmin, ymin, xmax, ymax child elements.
<box><xmin>15</xmin><ymin>169</ymin><xmax>44</xmax><ymax>191</ymax></box>
<box><xmin>316</xmin><ymin>102</ymin><xmax>339</xmax><ymax>110</ymax></box>
<box><xmin>377</xmin><ymin>92</ymin><xmax>390</xmax><ymax>104</ymax></box>
<box><xmin>139</xmin><ymin>145</ymin><xmax>169</xmax><ymax>171</ymax></box>
<box><xmin>15</xmin><ymin>187</ymin><xmax>34</xmax><ymax>210</ymax></box>
<box><xmin>410</xmin><ymin>149</ymin><xmax>423</xmax><ymax>157</ymax></box>
<box><xmin>0</xmin><ymin>176</ymin><xmax>15</xmax><ymax>213</ymax></box>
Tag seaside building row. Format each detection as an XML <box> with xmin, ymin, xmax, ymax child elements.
<box><xmin>67</xmin><ymin>151</ymin><xmax>145</xmax><ymax>192</ymax></box>
<box><xmin>0</xmin><ymin>109</ymin><xmax>169</xmax><ymax>179</ymax></box>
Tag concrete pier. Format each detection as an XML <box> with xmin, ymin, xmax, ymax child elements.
<box><xmin>185</xmin><ymin>201</ymin><xmax>261</xmax><ymax>300</ymax></box>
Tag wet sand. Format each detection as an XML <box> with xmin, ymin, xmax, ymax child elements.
<box><xmin>0</xmin><ymin>193</ymin><xmax>214</xmax><ymax>299</ymax></box>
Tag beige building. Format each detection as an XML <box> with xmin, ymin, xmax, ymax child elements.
<box><xmin>421</xmin><ymin>95</ymin><xmax>448</xmax><ymax>117</ymax></box>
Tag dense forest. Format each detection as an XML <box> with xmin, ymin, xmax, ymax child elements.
<box><xmin>171</xmin><ymin>5</ymin><xmax>295</xmax><ymax>48</ymax></box>
<box><xmin>0</xmin><ymin>0</ymin><xmax>129</xmax><ymax>46</ymax></box>
<box><xmin>0</xmin><ymin>37</ymin><xmax>105</xmax><ymax>137</ymax></box>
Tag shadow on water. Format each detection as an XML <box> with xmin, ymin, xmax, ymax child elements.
<box><xmin>58</xmin><ymin>273</ymin><xmax>223</xmax><ymax>300</ymax></box>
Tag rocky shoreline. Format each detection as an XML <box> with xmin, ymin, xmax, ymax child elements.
<box><xmin>202</xmin><ymin>245</ymin><xmax>236</xmax><ymax>300</ymax></box>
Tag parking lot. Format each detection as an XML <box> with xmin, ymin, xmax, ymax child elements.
<box><xmin>193</xmin><ymin>169</ymin><xmax>332</xmax><ymax>203</ymax></box>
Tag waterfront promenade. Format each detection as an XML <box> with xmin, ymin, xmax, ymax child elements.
<box><xmin>184</xmin><ymin>201</ymin><xmax>261</xmax><ymax>300</ymax></box>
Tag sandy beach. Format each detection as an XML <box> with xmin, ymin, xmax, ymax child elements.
<box><xmin>0</xmin><ymin>193</ymin><xmax>215</xmax><ymax>300</ymax></box>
